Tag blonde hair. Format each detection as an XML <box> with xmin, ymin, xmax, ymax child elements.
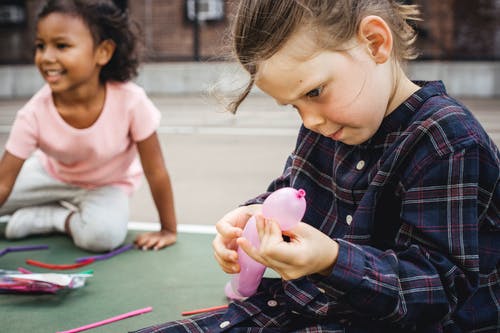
<box><xmin>228</xmin><ymin>0</ymin><xmax>421</xmax><ymax>113</ymax></box>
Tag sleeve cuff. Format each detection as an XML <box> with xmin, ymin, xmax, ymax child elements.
<box><xmin>317</xmin><ymin>238</ymin><xmax>366</xmax><ymax>298</ymax></box>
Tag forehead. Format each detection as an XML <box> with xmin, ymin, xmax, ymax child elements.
<box><xmin>36</xmin><ymin>12</ymin><xmax>92</xmax><ymax>40</ymax></box>
<box><xmin>255</xmin><ymin>29</ymin><xmax>326</xmax><ymax>101</ymax></box>
<box><xmin>258</xmin><ymin>28</ymin><xmax>319</xmax><ymax>73</ymax></box>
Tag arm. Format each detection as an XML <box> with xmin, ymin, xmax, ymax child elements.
<box><xmin>134</xmin><ymin>132</ymin><xmax>177</xmax><ymax>250</ymax></box>
<box><xmin>319</xmin><ymin>147</ymin><xmax>481</xmax><ymax>324</ymax></box>
<box><xmin>241</xmin><ymin>146</ymin><xmax>484</xmax><ymax>328</ymax></box>
<box><xmin>0</xmin><ymin>151</ymin><xmax>25</xmax><ymax>207</ymax></box>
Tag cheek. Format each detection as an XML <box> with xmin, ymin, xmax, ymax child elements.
<box><xmin>319</xmin><ymin>88</ymin><xmax>366</xmax><ymax>122</ymax></box>
<box><xmin>344</xmin><ymin>72</ymin><xmax>391</xmax><ymax>121</ymax></box>
<box><xmin>34</xmin><ymin>51</ymin><xmax>42</xmax><ymax>64</ymax></box>
<box><xmin>320</xmin><ymin>92</ymin><xmax>382</xmax><ymax>128</ymax></box>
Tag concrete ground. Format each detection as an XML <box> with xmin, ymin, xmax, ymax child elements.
<box><xmin>0</xmin><ymin>94</ymin><xmax>499</xmax><ymax>229</ymax></box>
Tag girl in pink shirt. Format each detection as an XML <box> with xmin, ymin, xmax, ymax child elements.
<box><xmin>0</xmin><ymin>0</ymin><xmax>177</xmax><ymax>252</ymax></box>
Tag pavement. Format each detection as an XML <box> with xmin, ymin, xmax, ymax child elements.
<box><xmin>0</xmin><ymin>94</ymin><xmax>499</xmax><ymax>229</ymax></box>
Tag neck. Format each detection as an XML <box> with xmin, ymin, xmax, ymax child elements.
<box><xmin>385</xmin><ymin>64</ymin><xmax>420</xmax><ymax>115</ymax></box>
<box><xmin>53</xmin><ymin>80</ymin><xmax>105</xmax><ymax>109</ymax></box>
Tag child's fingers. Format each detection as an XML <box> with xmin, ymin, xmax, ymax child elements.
<box><xmin>212</xmin><ymin>241</ymin><xmax>240</xmax><ymax>273</ymax></box>
<box><xmin>212</xmin><ymin>234</ymin><xmax>237</xmax><ymax>259</ymax></box>
<box><xmin>215</xmin><ymin>221</ymin><xmax>242</xmax><ymax>240</ymax></box>
<box><xmin>152</xmin><ymin>235</ymin><xmax>176</xmax><ymax>250</ymax></box>
<box><xmin>237</xmin><ymin>237</ymin><xmax>266</xmax><ymax>266</ymax></box>
<box><xmin>138</xmin><ymin>238</ymin><xmax>158</xmax><ymax>250</ymax></box>
<box><xmin>134</xmin><ymin>232</ymin><xmax>175</xmax><ymax>251</ymax></box>
<box><xmin>212</xmin><ymin>234</ymin><xmax>239</xmax><ymax>270</ymax></box>
<box><xmin>134</xmin><ymin>234</ymin><xmax>149</xmax><ymax>248</ymax></box>
<box><xmin>258</xmin><ymin>219</ymin><xmax>290</xmax><ymax>266</ymax></box>
<box><xmin>254</xmin><ymin>214</ymin><xmax>266</xmax><ymax>240</ymax></box>
<box><xmin>255</xmin><ymin>215</ymin><xmax>281</xmax><ymax>244</ymax></box>
<box><xmin>213</xmin><ymin>251</ymin><xmax>240</xmax><ymax>273</ymax></box>
<box><xmin>259</xmin><ymin>218</ymin><xmax>284</xmax><ymax>248</ymax></box>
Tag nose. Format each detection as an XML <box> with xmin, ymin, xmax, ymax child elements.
<box><xmin>298</xmin><ymin>106</ymin><xmax>325</xmax><ymax>132</ymax></box>
<box><xmin>38</xmin><ymin>45</ymin><xmax>56</xmax><ymax>63</ymax></box>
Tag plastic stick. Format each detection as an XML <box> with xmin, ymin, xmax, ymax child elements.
<box><xmin>74</xmin><ymin>244</ymin><xmax>134</xmax><ymax>263</ymax></box>
<box><xmin>56</xmin><ymin>306</ymin><xmax>153</xmax><ymax>333</ymax></box>
<box><xmin>0</xmin><ymin>244</ymin><xmax>49</xmax><ymax>256</ymax></box>
<box><xmin>181</xmin><ymin>304</ymin><xmax>228</xmax><ymax>316</ymax></box>
<box><xmin>17</xmin><ymin>267</ymin><xmax>32</xmax><ymax>274</ymax></box>
<box><xmin>26</xmin><ymin>258</ymin><xmax>94</xmax><ymax>270</ymax></box>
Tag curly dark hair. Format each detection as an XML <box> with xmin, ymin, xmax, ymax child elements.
<box><xmin>37</xmin><ymin>0</ymin><xmax>141</xmax><ymax>83</ymax></box>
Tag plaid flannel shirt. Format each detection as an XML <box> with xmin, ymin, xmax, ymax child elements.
<box><xmin>134</xmin><ymin>81</ymin><xmax>499</xmax><ymax>333</ymax></box>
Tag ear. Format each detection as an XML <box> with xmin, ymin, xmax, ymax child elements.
<box><xmin>358</xmin><ymin>15</ymin><xmax>392</xmax><ymax>64</ymax></box>
<box><xmin>95</xmin><ymin>39</ymin><xmax>116</xmax><ymax>66</ymax></box>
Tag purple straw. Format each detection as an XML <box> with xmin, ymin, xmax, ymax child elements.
<box><xmin>75</xmin><ymin>243</ymin><xmax>134</xmax><ymax>263</ymax></box>
<box><xmin>0</xmin><ymin>244</ymin><xmax>49</xmax><ymax>257</ymax></box>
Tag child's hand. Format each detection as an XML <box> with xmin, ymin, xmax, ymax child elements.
<box><xmin>212</xmin><ymin>204</ymin><xmax>262</xmax><ymax>274</ymax></box>
<box><xmin>238</xmin><ymin>215</ymin><xmax>339</xmax><ymax>280</ymax></box>
<box><xmin>134</xmin><ymin>230</ymin><xmax>177</xmax><ymax>250</ymax></box>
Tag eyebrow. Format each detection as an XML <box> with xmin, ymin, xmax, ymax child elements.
<box><xmin>280</xmin><ymin>78</ymin><xmax>323</xmax><ymax>105</ymax></box>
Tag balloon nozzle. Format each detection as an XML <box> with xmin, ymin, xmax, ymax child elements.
<box><xmin>296</xmin><ymin>189</ymin><xmax>306</xmax><ymax>199</ymax></box>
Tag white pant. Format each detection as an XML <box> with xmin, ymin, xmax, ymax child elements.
<box><xmin>0</xmin><ymin>157</ymin><xmax>129</xmax><ymax>252</ymax></box>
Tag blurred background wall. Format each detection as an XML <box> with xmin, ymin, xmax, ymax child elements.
<box><xmin>0</xmin><ymin>0</ymin><xmax>499</xmax><ymax>98</ymax></box>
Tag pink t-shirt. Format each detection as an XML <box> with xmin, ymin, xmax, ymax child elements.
<box><xmin>6</xmin><ymin>81</ymin><xmax>161</xmax><ymax>194</ymax></box>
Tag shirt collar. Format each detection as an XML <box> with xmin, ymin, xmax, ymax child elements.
<box><xmin>361</xmin><ymin>80</ymin><xmax>447</xmax><ymax>148</ymax></box>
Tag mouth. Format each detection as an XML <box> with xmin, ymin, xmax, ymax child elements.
<box><xmin>328</xmin><ymin>128</ymin><xmax>343</xmax><ymax>141</ymax></box>
<box><xmin>42</xmin><ymin>69</ymin><xmax>65</xmax><ymax>83</ymax></box>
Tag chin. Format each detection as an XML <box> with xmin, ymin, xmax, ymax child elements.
<box><xmin>47</xmin><ymin>82</ymin><xmax>68</xmax><ymax>92</ymax></box>
<box><xmin>341</xmin><ymin>135</ymin><xmax>369</xmax><ymax>146</ymax></box>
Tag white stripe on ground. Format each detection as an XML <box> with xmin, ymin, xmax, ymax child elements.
<box><xmin>128</xmin><ymin>221</ymin><xmax>216</xmax><ymax>234</ymax></box>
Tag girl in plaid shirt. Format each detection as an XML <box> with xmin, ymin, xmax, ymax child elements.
<box><xmin>136</xmin><ymin>0</ymin><xmax>499</xmax><ymax>332</ymax></box>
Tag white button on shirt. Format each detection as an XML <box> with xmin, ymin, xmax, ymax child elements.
<box><xmin>267</xmin><ymin>300</ymin><xmax>278</xmax><ymax>307</ymax></box>
<box><xmin>346</xmin><ymin>215</ymin><xmax>353</xmax><ymax>225</ymax></box>
<box><xmin>219</xmin><ymin>321</ymin><xmax>230</xmax><ymax>328</ymax></box>
<box><xmin>356</xmin><ymin>160</ymin><xmax>365</xmax><ymax>170</ymax></box>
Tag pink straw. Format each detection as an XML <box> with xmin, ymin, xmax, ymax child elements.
<box><xmin>56</xmin><ymin>306</ymin><xmax>152</xmax><ymax>333</ymax></box>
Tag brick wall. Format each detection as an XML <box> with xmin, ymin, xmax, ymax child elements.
<box><xmin>0</xmin><ymin>0</ymin><xmax>497</xmax><ymax>64</ymax></box>
<box><xmin>129</xmin><ymin>0</ymin><xmax>237</xmax><ymax>61</ymax></box>
<box><xmin>416</xmin><ymin>0</ymin><xmax>499</xmax><ymax>60</ymax></box>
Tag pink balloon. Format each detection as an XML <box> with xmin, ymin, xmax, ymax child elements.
<box><xmin>225</xmin><ymin>187</ymin><xmax>306</xmax><ymax>300</ymax></box>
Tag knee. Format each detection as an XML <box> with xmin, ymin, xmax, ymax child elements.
<box><xmin>70</xmin><ymin>216</ymin><xmax>128</xmax><ymax>252</ymax></box>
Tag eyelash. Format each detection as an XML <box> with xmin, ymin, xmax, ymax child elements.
<box><xmin>305</xmin><ymin>86</ymin><xmax>323</xmax><ymax>98</ymax></box>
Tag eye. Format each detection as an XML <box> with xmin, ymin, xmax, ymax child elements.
<box><xmin>34</xmin><ymin>42</ymin><xmax>45</xmax><ymax>51</ymax></box>
<box><xmin>56</xmin><ymin>43</ymin><xmax>69</xmax><ymax>50</ymax></box>
<box><xmin>305</xmin><ymin>86</ymin><xmax>323</xmax><ymax>98</ymax></box>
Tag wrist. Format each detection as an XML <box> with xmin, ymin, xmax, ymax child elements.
<box><xmin>160</xmin><ymin>226</ymin><xmax>176</xmax><ymax>234</ymax></box>
<box><xmin>318</xmin><ymin>239</ymin><xmax>339</xmax><ymax>276</ymax></box>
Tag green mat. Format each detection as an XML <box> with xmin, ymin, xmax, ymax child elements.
<box><xmin>0</xmin><ymin>230</ymin><xmax>229</xmax><ymax>333</ymax></box>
